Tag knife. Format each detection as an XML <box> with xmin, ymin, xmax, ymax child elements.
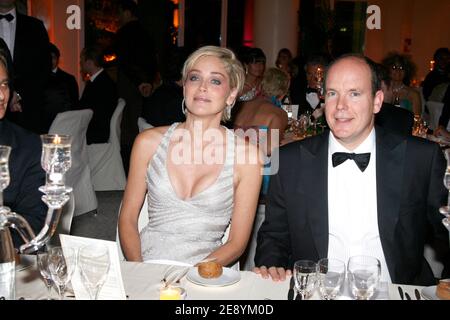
<box><xmin>398</xmin><ymin>286</ymin><xmax>404</xmax><ymax>300</ymax></box>
<box><xmin>287</xmin><ymin>276</ymin><xmax>295</xmax><ymax>300</ymax></box>
<box><xmin>414</xmin><ymin>289</ymin><xmax>421</xmax><ymax>300</ymax></box>
<box><xmin>404</xmin><ymin>292</ymin><xmax>412</xmax><ymax>300</ymax></box>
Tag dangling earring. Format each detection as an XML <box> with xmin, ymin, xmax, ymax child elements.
<box><xmin>181</xmin><ymin>98</ymin><xmax>186</xmax><ymax>115</ymax></box>
<box><xmin>224</xmin><ymin>101</ymin><xmax>235</xmax><ymax>121</ymax></box>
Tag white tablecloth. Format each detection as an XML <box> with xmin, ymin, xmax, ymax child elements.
<box><xmin>15</xmin><ymin>257</ymin><xmax>426</xmax><ymax>300</ymax></box>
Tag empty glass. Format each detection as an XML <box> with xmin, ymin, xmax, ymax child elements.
<box><xmin>48</xmin><ymin>246</ymin><xmax>77</xmax><ymax>300</ymax></box>
<box><xmin>36</xmin><ymin>251</ymin><xmax>55</xmax><ymax>300</ymax></box>
<box><xmin>78</xmin><ymin>244</ymin><xmax>110</xmax><ymax>300</ymax></box>
<box><xmin>293</xmin><ymin>260</ymin><xmax>317</xmax><ymax>300</ymax></box>
<box><xmin>0</xmin><ymin>145</ymin><xmax>11</xmax><ymax>208</ymax></box>
<box><xmin>317</xmin><ymin>258</ymin><xmax>346</xmax><ymax>300</ymax></box>
<box><xmin>347</xmin><ymin>255</ymin><xmax>381</xmax><ymax>300</ymax></box>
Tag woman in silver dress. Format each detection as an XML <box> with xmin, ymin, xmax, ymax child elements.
<box><xmin>118</xmin><ymin>46</ymin><xmax>262</xmax><ymax>267</ymax></box>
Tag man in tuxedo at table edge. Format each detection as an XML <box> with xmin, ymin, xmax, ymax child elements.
<box><xmin>254</xmin><ymin>54</ymin><xmax>450</xmax><ymax>286</ymax></box>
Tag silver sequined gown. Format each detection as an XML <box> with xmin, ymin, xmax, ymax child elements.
<box><xmin>140</xmin><ymin>123</ymin><xmax>235</xmax><ymax>265</ymax></box>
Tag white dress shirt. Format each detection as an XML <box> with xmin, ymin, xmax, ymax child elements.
<box><xmin>0</xmin><ymin>8</ymin><xmax>16</xmax><ymax>58</ymax></box>
<box><xmin>327</xmin><ymin>128</ymin><xmax>392</xmax><ymax>283</ymax></box>
<box><xmin>89</xmin><ymin>68</ymin><xmax>104</xmax><ymax>82</ymax></box>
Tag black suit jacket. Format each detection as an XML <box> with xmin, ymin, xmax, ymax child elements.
<box><xmin>7</xmin><ymin>13</ymin><xmax>51</xmax><ymax>133</ymax></box>
<box><xmin>77</xmin><ymin>71</ymin><xmax>117</xmax><ymax>144</ymax></box>
<box><xmin>255</xmin><ymin>126</ymin><xmax>450</xmax><ymax>285</ymax></box>
<box><xmin>375</xmin><ymin>102</ymin><xmax>414</xmax><ymax>136</ymax></box>
<box><xmin>0</xmin><ymin>119</ymin><xmax>47</xmax><ymax>248</ymax></box>
<box><xmin>42</xmin><ymin>68</ymin><xmax>79</xmax><ymax>132</ymax></box>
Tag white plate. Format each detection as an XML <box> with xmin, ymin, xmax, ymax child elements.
<box><xmin>186</xmin><ymin>267</ymin><xmax>241</xmax><ymax>287</ymax></box>
<box><xmin>421</xmin><ymin>286</ymin><xmax>439</xmax><ymax>300</ymax></box>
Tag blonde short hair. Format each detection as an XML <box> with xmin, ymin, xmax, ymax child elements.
<box><xmin>261</xmin><ymin>67</ymin><xmax>290</xmax><ymax>98</ymax></box>
<box><xmin>182</xmin><ymin>46</ymin><xmax>245</xmax><ymax>121</ymax></box>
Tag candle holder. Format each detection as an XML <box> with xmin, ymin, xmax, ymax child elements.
<box><xmin>0</xmin><ymin>134</ymin><xmax>73</xmax><ymax>299</ymax></box>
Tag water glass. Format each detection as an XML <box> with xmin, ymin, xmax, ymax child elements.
<box><xmin>293</xmin><ymin>260</ymin><xmax>317</xmax><ymax>300</ymax></box>
<box><xmin>317</xmin><ymin>258</ymin><xmax>346</xmax><ymax>300</ymax></box>
<box><xmin>36</xmin><ymin>251</ymin><xmax>55</xmax><ymax>300</ymax></box>
<box><xmin>78</xmin><ymin>244</ymin><xmax>110</xmax><ymax>300</ymax></box>
<box><xmin>347</xmin><ymin>255</ymin><xmax>381</xmax><ymax>300</ymax></box>
<box><xmin>0</xmin><ymin>145</ymin><xmax>11</xmax><ymax>207</ymax></box>
<box><xmin>48</xmin><ymin>246</ymin><xmax>77</xmax><ymax>300</ymax></box>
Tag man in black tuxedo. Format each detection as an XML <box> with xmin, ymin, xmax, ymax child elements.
<box><xmin>42</xmin><ymin>43</ymin><xmax>79</xmax><ymax>132</ymax></box>
<box><xmin>0</xmin><ymin>50</ymin><xmax>46</xmax><ymax>249</ymax></box>
<box><xmin>0</xmin><ymin>0</ymin><xmax>51</xmax><ymax>133</ymax></box>
<box><xmin>254</xmin><ymin>55</ymin><xmax>449</xmax><ymax>286</ymax></box>
<box><xmin>76</xmin><ymin>45</ymin><xmax>117</xmax><ymax>145</ymax></box>
<box><xmin>114</xmin><ymin>0</ymin><xmax>158</xmax><ymax>173</ymax></box>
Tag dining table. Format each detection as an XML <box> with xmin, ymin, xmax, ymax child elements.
<box><xmin>14</xmin><ymin>255</ymin><xmax>430</xmax><ymax>301</ymax></box>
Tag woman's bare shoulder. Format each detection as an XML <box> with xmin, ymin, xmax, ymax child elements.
<box><xmin>134</xmin><ymin>126</ymin><xmax>171</xmax><ymax>152</ymax></box>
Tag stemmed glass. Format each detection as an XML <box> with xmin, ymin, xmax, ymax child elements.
<box><xmin>293</xmin><ymin>260</ymin><xmax>317</xmax><ymax>300</ymax></box>
<box><xmin>47</xmin><ymin>246</ymin><xmax>77</xmax><ymax>300</ymax></box>
<box><xmin>78</xmin><ymin>244</ymin><xmax>111</xmax><ymax>300</ymax></box>
<box><xmin>0</xmin><ymin>145</ymin><xmax>11</xmax><ymax>210</ymax></box>
<box><xmin>317</xmin><ymin>258</ymin><xmax>346</xmax><ymax>300</ymax></box>
<box><xmin>347</xmin><ymin>255</ymin><xmax>381</xmax><ymax>300</ymax></box>
<box><xmin>36</xmin><ymin>250</ymin><xmax>55</xmax><ymax>300</ymax></box>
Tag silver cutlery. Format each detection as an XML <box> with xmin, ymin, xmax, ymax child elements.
<box><xmin>398</xmin><ymin>286</ymin><xmax>404</xmax><ymax>300</ymax></box>
<box><xmin>287</xmin><ymin>276</ymin><xmax>295</xmax><ymax>300</ymax></box>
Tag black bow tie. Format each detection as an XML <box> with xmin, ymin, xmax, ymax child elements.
<box><xmin>0</xmin><ymin>14</ymin><xmax>14</xmax><ymax>22</ymax></box>
<box><xmin>332</xmin><ymin>152</ymin><xmax>371</xmax><ymax>172</ymax></box>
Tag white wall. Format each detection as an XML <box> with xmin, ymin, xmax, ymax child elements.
<box><xmin>253</xmin><ymin>0</ymin><xmax>300</xmax><ymax>67</ymax></box>
<box><xmin>29</xmin><ymin>0</ymin><xmax>84</xmax><ymax>96</ymax></box>
<box><xmin>365</xmin><ymin>0</ymin><xmax>450</xmax><ymax>83</ymax></box>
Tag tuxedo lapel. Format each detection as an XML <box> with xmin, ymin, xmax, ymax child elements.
<box><xmin>375</xmin><ymin>127</ymin><xmax>407</xmax><ymax>272</ymax></box>
<box><xmin>297</xmin><ymin>132</ymin><xmax>330</xmax><ymax>258</ymax></box>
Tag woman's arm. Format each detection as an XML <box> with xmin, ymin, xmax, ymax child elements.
<box><xmin>118</xmin><ymin>129</ymin><xmax>164</xmax><ymax>261</ymax></box>
<box><xmin>204</xmin><ymin>140</ymin><xmax>263</xmax><ymax>267</ymax></box>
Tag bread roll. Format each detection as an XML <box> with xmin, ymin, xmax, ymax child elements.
<box><xmin>436</xmin><ymin>279</ymin><xmax>450</xmax><ymax>300</ymax></box>
<box><xmin>198</xmin><ymin>261</ymin><xmax>223</xmax><ymax>279</ymax></box>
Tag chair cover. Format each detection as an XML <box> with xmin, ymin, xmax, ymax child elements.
<box><xmin>49</xmin><ymin>110</ymin><xmax>98</xmax><ymax>216</ymax></box>
<box><xmin>87</xmin><ymin>98</ymin><xmax>127</xmax><ymax>191</ymax></box>
<box><xmin>426</xmin><ymin>101</ymin><xmax>445</xmax><ymax>130</ymax></box>
<box><xmin>137</xmin><ymin>117</ymin><xmax>153</xmax><ymax>132</ymax></box>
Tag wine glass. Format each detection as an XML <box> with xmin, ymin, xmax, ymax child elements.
<box><xmin>347</xmin><ymin>255</ymin><xmax>381</xmax><ymax>300</ymax></box>
<box><xmin>0</xmin><ymin>145</ymin><xmax>11</xmax><ymax>209</ymax></box>
<box><xmin>293</xmin><ymin>260</ymin><xmax>317</xmax><ymax>300</ymax></box>
<box><xmin>317</xmin><ymin>258</ymin><xmax>346</xmax><ymax>300</ymax></box>
<box><xmin>78</xmin><ymin>244</ymin><xmax>110</xmax><ymax>300</ymax></box>
<box><xmin>439</xmin><ymin>149</ymin><xmax>450</xmax><ymax>219</ymax></box>
<box><xmin>47</xmin><ymin>246</ymin><xmax>77</xmax><ymax>300</ymax></box>
<box><xmin>36</xmin><ymin>251</ymin><xmax>55</xmax><ymax>300</ymax></box>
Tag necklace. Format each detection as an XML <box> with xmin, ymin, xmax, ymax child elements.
<box><xmin>392</xmin><ymin>84</ymin><xmax>405</xmax><ymax>94</ymax></box>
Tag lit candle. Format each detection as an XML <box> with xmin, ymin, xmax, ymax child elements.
<box><xmin>160</xmin><ymin>286</ymin><xmax>181</xmax><ymax>300</ymax></box>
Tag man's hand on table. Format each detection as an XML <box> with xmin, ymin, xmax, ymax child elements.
<box><xmin>253</xmin><ymin>266</ymin><xmax>291</xmax><ymax>281</ymax></box>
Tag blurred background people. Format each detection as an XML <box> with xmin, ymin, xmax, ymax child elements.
<box><xmin>422</xmin><ymin>47</ymin><xmax>450</xmax><ymax>102</ymax></box>
<box><xmin>113</xmin><ymin>0</ymin><xmax>158</xmax><ymax>174</ymax></box>
<box><xmin>42</xmin><ymin>43</ymin><xmax>79</xmax><ymax>132</ymax></box>
<box><xmin>75</xmin><ymin>45</ymin><xmax>117</xmax><ymax>145</ymax></box>
<box><xmin>375</xmin><ymin>63</ymin><xmax>414</xmax><ymax>136</ymax></box>
<box><xmin>238</xmin><ymin>47</ymin><xmax>266</xmax><ymax>102</ymax></box>
<box><xmin>141</xmin><ymin>46</ymin><xmax>188</xmax><ymax>127</ymax></box>
<box><xmin>0</xmin><ymin>0</ymin><xmax>51</xmax><ymax>134</ymax></box>
<box><xmin>382</xmin><ymin>52</ymin><xmax>422</xmax><ymax>116</ymax></box>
